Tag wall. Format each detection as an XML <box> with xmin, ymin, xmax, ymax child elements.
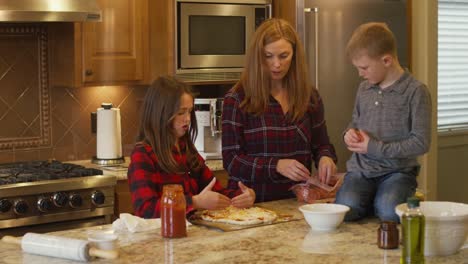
<box><xmin>0</xmin><ymin>22</ymin><xmax>146</xmax><ymax>163</ymax></box>
<box><xmin>413</xmin><ymin>0</ymin><xmax>468</xmax><ymax>203</ymax></box>
<box><xmin>0</xmin><ymin>84</ymin><xmax>146</xmax><ymax>163</ymax></box>
<box><xmin>438</xmin><ymin>133</ymin><xmax>468</xmax><ymax>203</ymax></box>
<box><xmin>411</xmin><ymin>0</ymin><xmax>438</xmax><ymax>200</ymax></box>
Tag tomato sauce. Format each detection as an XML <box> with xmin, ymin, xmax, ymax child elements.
<box><xmin>161</xmin><ymin>184</ymin><xmax>187</xmax><ymax>238</ymax></box>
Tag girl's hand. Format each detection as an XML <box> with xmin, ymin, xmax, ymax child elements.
<box><xmin>317</xmin><ymin>156</ymin><xmax>337</xmax><ymax>184</ymax></box>
<box><xmin>192</xmin><ymin>178</ymin><xmax>231</xmax><ymax>210</ymax></box>
<box><xmin>231</xmin><ymin>182</ymin><xmax>256</xmax><ymax>208</ymax></box>
<box><xmin>276</xmin><ymin>159</ymin><xmax>311</xmax><ymax>182</ymax></box>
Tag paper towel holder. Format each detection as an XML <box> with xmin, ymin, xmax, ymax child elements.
<box><xmin>91</xmin><ymin>103</ymin><xmax>125</xmax><ymax>166</ymax></box>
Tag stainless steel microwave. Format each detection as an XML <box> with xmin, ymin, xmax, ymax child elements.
<box><xmin>175</xmin><ymin>0</ymin><xmax>271</xmax><ymax>82</ymax></box>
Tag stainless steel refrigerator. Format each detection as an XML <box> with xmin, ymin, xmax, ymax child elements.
<box><xmin>296</xmin><ymin>0</ymin><xmax>408</xmax><ymax>170</ymax></box>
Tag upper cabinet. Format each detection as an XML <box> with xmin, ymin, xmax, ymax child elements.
<box><xmin>73</xmin><ymin>0</ymin><xmax>174</xmax><ymax>86</ymax></box>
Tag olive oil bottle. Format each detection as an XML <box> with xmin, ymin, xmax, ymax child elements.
<box><xmin>401</xmin><ymin>197</ymin><xmax>425</xmax><ymax>264</ymax></box>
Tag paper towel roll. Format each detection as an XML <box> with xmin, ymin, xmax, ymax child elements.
<box><xmin>96</xmin><ymin>106</ymin><xmax>122</xmax><ymax>159</ymax></box>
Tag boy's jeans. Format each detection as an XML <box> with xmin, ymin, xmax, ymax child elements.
<box><xmin>335</xmin><ymin>169</ymin><xmax>417</xmax><ymax>222</ymax></box>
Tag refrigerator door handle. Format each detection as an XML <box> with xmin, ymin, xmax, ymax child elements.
<box><xmin>302</xmin><ymin>6</ymin><xmax>319</xmax><ymax>90</ymax></box>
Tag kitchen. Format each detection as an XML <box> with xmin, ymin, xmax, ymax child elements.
<box><xmin>0</xmin><ymin>0</ymin><xmax>466</xmax><ymax>263</ymax></box>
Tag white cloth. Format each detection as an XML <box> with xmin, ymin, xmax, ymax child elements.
<box><xmin>112</xmin><ymin>213</ymin><xmax>191</xmax><ymax>233</ymax></box>
<box><xmin>112</xmin><ymin>213</ymin><xmax>161</xmax><ymax>233</ymax></box>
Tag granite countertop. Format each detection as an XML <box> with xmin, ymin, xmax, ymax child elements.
<box><xmin>68</xmin><ymin>159</ymin><xmax>224</xmax><ymax>181</ymax></box>
<box><xmin>1</xmin><ymin>199</ymin><xmax>466</xmax><ymax>264</ymax></box>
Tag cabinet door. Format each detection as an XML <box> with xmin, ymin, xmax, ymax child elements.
<box><xmin>81</xmin><ymin>0</ymin><xmax>148</xmax><ymax>84</ymax></box>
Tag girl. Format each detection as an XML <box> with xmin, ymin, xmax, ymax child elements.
<box><xmin>128</xmin><ymin>76</ymin><xmax>255</xmax><ymax>218</ymax></box>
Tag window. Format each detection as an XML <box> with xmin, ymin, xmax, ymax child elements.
<box><xmin>438</xmin><ymin>0</ymin><xmax>468</xmax><ymax>131</ymax></box>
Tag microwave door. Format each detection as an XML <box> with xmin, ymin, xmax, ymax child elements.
<box><xmin>179</xmin><ymin>3</ymin><xmax>258</xmax><ymax>69</ymax></box>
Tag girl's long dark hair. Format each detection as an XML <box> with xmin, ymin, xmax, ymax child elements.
<box><xmin>137</xmin><ymin>76</ymin><xmax>202</xmax><ymax>173</ymax></box>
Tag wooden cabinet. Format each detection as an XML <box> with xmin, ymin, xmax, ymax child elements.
<box><xmin>79</xmin><ymin>0</ymin><xmax>148</xmax><ymax>85</ymax></box>
<box><xmin>73</xmin><ymin>0</ymin><xmax>175</xmax><ymax>86</ymax></box>
<box><xmin>115</xmin><ymin>179</ymin><xmax>134</xmax><ymax>216</ymax></box>
<box><xmin>272</xmin><ymin>0</ymin><xmax>298</xmax><ymax>28</ymax></box>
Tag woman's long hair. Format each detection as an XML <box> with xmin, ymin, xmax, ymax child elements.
<box><xmin>137</xmin><ymin>76</ymin><xmax>202</xmax><ymax>174</ymax></box>
<box><xmin>235</xmin><ymin>18</ymin><xmax>317</xmax><ymax>122</ymax></box>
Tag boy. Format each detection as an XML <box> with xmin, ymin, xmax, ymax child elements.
<box><xmin>335</xmin><ymin>22</ymin><xmax>432</xmax><ymax>222</ymax></box>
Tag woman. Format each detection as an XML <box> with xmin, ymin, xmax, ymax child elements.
<box><xmin>222</xmin><ymin>18</ymin><xmax>337</xmax><ymax>202</ymax></box>
<box><xmin>128</xmin><ymin>76</ymin><xmax>255</xmax><ymax>218</ymax></box>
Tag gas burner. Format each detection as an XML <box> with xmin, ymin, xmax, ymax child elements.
<box><xmin>0</xmin><ymin>160</ymin><xmax>116</xmax><ymax>232</ymax></box>
<box><xmin>0</xmin><ymin>161</ymin><xmax>103</xmax><ymax>186</ymax></box>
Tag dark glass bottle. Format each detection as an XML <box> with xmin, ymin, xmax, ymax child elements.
<box><xmin>378</xmin><ymin>221</ymin><xmax>399</xmax><ymax>249</ymax></box>
<box><xmin>161</xmin><ymin>184</ymin><xmax>187</xmax><ymax>238</ymax></box>
<box><xmin>401</xmin><ymin>197</ymin><xmax>425</xmax><ymax>264</ymax></box>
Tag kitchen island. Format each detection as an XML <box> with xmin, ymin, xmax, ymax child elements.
<box><xmin>1</xmin><ymin>199</ymin><xmax>466</xmax><ymax>264</ymax></box>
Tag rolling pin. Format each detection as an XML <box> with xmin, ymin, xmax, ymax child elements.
<box><xmin>2</xmin><ymin>233</ymin><xmax>119</xmax><ymax>261</ymax></box>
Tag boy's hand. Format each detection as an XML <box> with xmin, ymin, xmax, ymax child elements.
<box><xmin>346</xmin><ymin>130</ymin><xmax>370</xmax><ymax>154</ymax></box>
<box><xmin>344</xmin><ymin>128</ymin><xmax>363</xmax><ymax>145</ymax></box>
<box><xmin>231</xmin><ymin>182</ymin><xmax>256</xmax><ymax>208</ymax></box>
<box><xmin>276</xmin><ymin>159</ymin><xmax>311</xmax><ymax>182</ymax></box>
<box><xmin>318</xmin><ymin>156</ymin><xmax>337</xmax><ymax>184</ymax></box>
<box><xmin>192</xmin><ymin>178</ymin><xmax>231</xmax><ymax>210</ymax></box>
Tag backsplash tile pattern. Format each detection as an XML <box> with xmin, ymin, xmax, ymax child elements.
<box><xmin>0</xmin><ymin>25</ymin><xmax>51</xmax><ymax>150</ymax></box>
<box><xmin>0</xmin><ymin>84</ymin><xmax>147</xmax><ymax>163</ymax></box>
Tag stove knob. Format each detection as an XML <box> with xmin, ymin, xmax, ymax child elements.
<box><xmin>91</xmin><ymin>190</ymin><xmax>105</xmax><ymax>206</ymax></box>
<box><xmin>13</xmin><ymin>200</ymin><xmax>29</xmax><ymax>215</ymax></box>
<box><xmin>52</xmin><ymin>192</ymin><xmax>69</xmax><ymax>207</ymax></box>
<box><xmin>37</xmin><ymin>197</ymin><xmax>53</xmax><ymax>213</ymax></box>
<box><xmin>69</xmin><ymin>193</ymin><xmax>83</xmax><ymax>208</ymax></box>
<box><xmin>0</xmin><ymin>199</ymin><xmax>12</xmax><ymax>213</ymax></box>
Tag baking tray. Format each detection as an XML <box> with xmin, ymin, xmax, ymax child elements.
<box><xmin>188</xmin><ymin>207</ymin><xmax>302</xmax><ymax>232</ymax></box>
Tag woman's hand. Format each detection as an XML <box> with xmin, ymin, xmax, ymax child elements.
<box><xmin>318</xmin><ymin>156</ymin><xmax>337</xmax><ymax>184</ymax></box>
<box><xmin>231</xmin><ymin>182</ymin><xmax>256</xmax><ymax>208</ymax></box>
<box><xmin>276</xmin><ymin>159</ymin><xmax>311</xmax><ymax>182</ymax></box>
<box><xmin>192</xmin><ymin>178</ymin><xmax>231</xmax><ymax>210</ymax></box>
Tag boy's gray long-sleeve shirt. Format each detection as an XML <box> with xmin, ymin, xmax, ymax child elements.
<box><xmin>346</xmin><ymin>71</ymin><xmax>432</xmax><ymax>178</ymax></box>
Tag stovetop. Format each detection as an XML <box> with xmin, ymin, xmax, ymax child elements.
<box><xmin>0</xmin><ymin>160</ymin><xmax>103</xmax><ymax>185</ymax></box>
<box><xmin>0</xmin><ymin>160</ymin><xmax>115</xmax><ymax>230</ymax></box>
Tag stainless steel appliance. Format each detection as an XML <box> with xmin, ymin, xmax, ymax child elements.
<box><xmin>297</xmin><ymin>0</ymin><xmax>408</xmax><ymax>170</ymax></box>
<box><xmin>194</xmin><ymin>98</ymin><xmax>223</xmax><ymax>160</ymax></box>
<box><xmin>175</xmin><ymin>0</ymin><xmax>271</xmax><ymax>82</ymax></box>
<box><xmin>0</xmin><ymin>0</ymin><xmax>102</xmax><ymax>22</ymax></box>
<box><xmin>0</xmin><ymin>161</ymin><xmax>116</xmax><ymax>236</ymax></box>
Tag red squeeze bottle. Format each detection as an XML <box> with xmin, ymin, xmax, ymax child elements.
<box><xmin>161</xmin><ymin>184</ymin><xmax>187</xmax><ymax>238</ymax></box>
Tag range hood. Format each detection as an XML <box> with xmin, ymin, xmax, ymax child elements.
<box><xmin>0</xmin><ymin>0</ymin><xmax>102</xmax><ymax>22</ymax></box>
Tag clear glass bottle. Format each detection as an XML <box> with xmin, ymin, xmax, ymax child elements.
<box><xmin>161</xmin><ymin>184</ymin><xmax>187</xmax><ymax>238</ymax></box>
<box><xmin>401</xmin><ymin>197</ymin><xmax>425</xmax><ymax>264</ymax></box>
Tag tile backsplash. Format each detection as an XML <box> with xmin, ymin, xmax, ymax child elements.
<box><xmin>0</xmin><ymin>23</ymin><xmax>147</xmax><ymax>163</ymax></box>
<box><xmin>0</xmin><ymin>23</ymin><xmax>232</xmax><ymax>164</ymax></box>
<box><xmin>0</xmin><ymin>84</ymin><xmax>147</xmax><ymax>163</ymax></box>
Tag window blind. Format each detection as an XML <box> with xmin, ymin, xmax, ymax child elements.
<box><xmin>438</xmin><ymin>0</ymin><xmax>468</xmax><ymax>131</ymax></box>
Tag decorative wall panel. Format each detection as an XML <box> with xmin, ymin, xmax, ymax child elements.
<box><xmin>0</xmin><ymin>25</ymin><xmax>51</xmax><ymax>149</ymax></box>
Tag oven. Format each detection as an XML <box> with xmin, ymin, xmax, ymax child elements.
<box><xmin>175</xmin><ymin>0</ymin><xmax>271</xmax><ymax>82</ymax></box>
<box><xmin>0</xmin><ymin>161</ymin><xmax>116</xmax><ymax>236</ymax></box>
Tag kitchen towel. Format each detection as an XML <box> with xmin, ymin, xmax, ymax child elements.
<box><xmin>96</xmin><ymin>106</ymin><xmax>122</xmax><ymax>159</ymax></box>
<box><xmin>112</xmin><ymin>213</ymin><xmax>191</xmax><ymax>233</ymax></box>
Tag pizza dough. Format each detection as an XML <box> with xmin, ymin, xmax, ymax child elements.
<box><xmin>200</xmin><ymin>206</ymin><xmax>278</xmax><ymax>226</ymax></box>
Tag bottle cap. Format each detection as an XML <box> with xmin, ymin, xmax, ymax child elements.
<box><xmin>407</xmin><ymin>196</ymin><xmax>420</xmax><ymax>208</ymax></box>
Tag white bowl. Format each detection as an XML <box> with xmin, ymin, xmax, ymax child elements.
<box><xmin>87</xmin><ymin>231</ymin><xmax>118</xmax><ymax>251</ymax></box>
<box><xmin>299</xmin><ymin>203</ymin><xmax>350</xmax><ymax>231</ymax></box>
<box><xmin>395</xmin><ymin>201</ymin><xmax>468</xmax><ymax>256</ymax></box>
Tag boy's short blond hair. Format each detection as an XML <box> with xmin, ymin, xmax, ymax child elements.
<box><xmin>346</xmin><ymin>22</ymin><xmax>398</xmax><ymax>60</ymax></box>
